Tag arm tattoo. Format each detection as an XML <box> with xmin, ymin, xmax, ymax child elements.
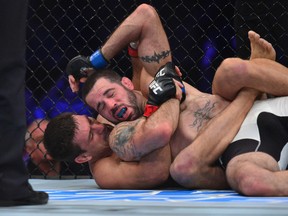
<box><xmin>190</xmin><ymin>100</ymin><xmax>216</xmax><ymax>131</ymax></box>
<box><xmin>139</xmin><ymin>50</ymin><xmax>171</xmax><ymax>63</ymax></box>
<box><xmin>110</xmin><ymin>120</ymin><xmax>142</xmax><ymax>160</ymax></box>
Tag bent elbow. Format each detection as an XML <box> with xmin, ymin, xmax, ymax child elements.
<box><xmin>135</xmin><ymin>4</ymin><xmax>158</xmax><ymax>20</ymax></box>
<box><xmin>154</xmin><ymin>122</ymin><xmax>174</xmax><ymax>146</ymax></box>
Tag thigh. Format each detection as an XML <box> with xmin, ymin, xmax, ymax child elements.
<box><xmin>226</xmin><ymin>152</ymin><xmax>280</xmax><ymax>191</ymax></box>
<box><xmin>227</xmin><ymin>152</ymin><xmax>280</xmax><ymax>175</ymax></box>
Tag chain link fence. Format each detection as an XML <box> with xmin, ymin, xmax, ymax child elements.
<box><xmin>24</xmin><ymin>0</ymin><xmax>288</xmax><ymax>178</ymax></box>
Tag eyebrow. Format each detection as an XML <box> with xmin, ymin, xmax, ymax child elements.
<box><xmin>96</xmin><ymin>88</ymin><xmax>114</xmax><ymax>111</ymax></box>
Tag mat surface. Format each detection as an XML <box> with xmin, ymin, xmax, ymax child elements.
<box><xmin>47</xmin><ymin>188</ymin><xmax>288</xmax><ymax>203</ymax></box>
<box><xmin>1</xmin><ymin>179</ymin><xmax>288</xmax><ymax>216</ymax></box>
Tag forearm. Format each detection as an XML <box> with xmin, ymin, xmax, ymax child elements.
<box><xmin>101</xmin><ymin>6</ymin><xmax>149</xmax><ymax>61</ymax></box>
<box><xmin>143</xmin><ymin>98</ymin><xmax>180</xmax><ymax>140</ymax></box>
<box><xmin>194</xmin><ymin>88</ymin><xmax>259</xmax><ymax>163</ymax></box>
<box><xmin>171</xmin><ymin>88</ymin><xmax>258</xmax><ymax>189</ymax></box>
<box><xmin>138</xmin><ymin>98</ymin><xmax>180</xmax><ymax>156</ymax></box>
<box><xmin>132</xmin><ymin>145</ymin><xmax>171</xmax><ymax>189</ymax></box>
<box><xmin>101</xmin><ymin>4</ymin><xmax>172</xmax><ymax>80</ymax></box>
<box><xmin>109</xmin><ymin>98</ymin><xmax>180</xmax><ymax>161</ymax></box>
<box><xmin>93</xmin><ymin>145</ymin><xmax>171</xmax><ymax>189</ymax></box>
<box><xmin>136</xmin><ymin>145</ymin><xmax>172</xmax><ymax>188</ymax></box>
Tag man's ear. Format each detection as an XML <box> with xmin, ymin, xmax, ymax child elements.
<box><xmin>74</xmin><ymin>153</ymin><xmax>92</xmax><ymax>164</ymax></box>
<box><xmin>121</xmin><ymin>77</ymin><xmax>134</xmax><ymax>90</ymax></box>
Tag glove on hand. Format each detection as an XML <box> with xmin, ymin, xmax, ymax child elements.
<box><xmin>143</xmin><ymin>76</ymin><xmax>176</xmax><ymax>117</ymax></box>
<box><xmin>65</xmin><ymin>55</ymin><xmax>93</xmax><ymax>81</ymax></box>
<box><xmin>154</xmin><ymin>62</ymin><xmax>186</xmax><ymax>103</ymax></box>
<box><xmin>66</xmin><ymin>49</ymin><xmax>109</xmax><ymax>82</ymax></box>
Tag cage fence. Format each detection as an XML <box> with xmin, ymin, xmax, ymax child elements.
<box><xmin>25</xmin><ymin>0</ymin><xmax>288</xmax><ymax>179</ymax></box>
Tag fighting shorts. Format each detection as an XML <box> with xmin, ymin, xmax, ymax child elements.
<box><xmin>219</xmin><ymin>96</ymin><xmax>288</xmax><ymax>170</ymax></box>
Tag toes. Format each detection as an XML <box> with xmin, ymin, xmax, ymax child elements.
<box><xmin>259</xmin><ymin>38</ymin><xmax>272</xmax><ymax>50</ymax></box>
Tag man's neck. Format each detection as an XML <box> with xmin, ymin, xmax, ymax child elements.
<box><xmin>134</xmin><ymin>90</ymin><xmax>147</xmax><ymax>115</ymax></box>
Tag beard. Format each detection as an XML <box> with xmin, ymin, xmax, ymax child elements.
<box><xmin>125</xmin><ymin>88</ymin><xmax>143</xmax><ymax>120</ymax></box>
<box><xmin>109</xmin><ymin>87</ymin><xmax>144</xmax><ymax>124</ymax></box>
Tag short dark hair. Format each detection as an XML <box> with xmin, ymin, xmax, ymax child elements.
<box><xmin>43</xmin><ymin>112</ymin><xmax>84</xmax><ymax>161</ymax></box>
<box><xmin>82</xmin><ymin>69</ymin><xmax>122</xmax><ymax>103</ymax></box>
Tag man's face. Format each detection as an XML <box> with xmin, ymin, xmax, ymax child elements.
<box><xmin>72</xmin><ymin>115</ymin><xmax>113</xmax><ymax>157</ymax></box>
<box><xmin>85</xmin><ymin>77</ymin><xmax>142</xmax><ymax>124</ymax></box>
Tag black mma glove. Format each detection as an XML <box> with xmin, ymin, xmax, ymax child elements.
<box><xmin>154</xmin><ymin>62</ymin><xmax>186</xmax><ymax>103</ymax></box>
<box><xmin>143</xmin><ymin>76</ymin><xmax>176</xmax><ymax>117</ymax></box>
<box><xmin>65</xmin><ymin>55</ymin><xmax>93</xmax><ymax>81</ymax></box>
<box><xmin>66</xmin><ymin>49</ymin><xmax>109</xmax><ymax>82</ymax></box>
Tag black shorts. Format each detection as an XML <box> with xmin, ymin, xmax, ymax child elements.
<box><xmin>219</xmin><ymin>97</ymin><xmax>288</xmax><ymax>170</ymax></box>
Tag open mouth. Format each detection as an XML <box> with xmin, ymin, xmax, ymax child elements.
<box><xmin>116</xmin><ymin>107</ymin><xmax>127</xmax><ymax>118</ymax></box>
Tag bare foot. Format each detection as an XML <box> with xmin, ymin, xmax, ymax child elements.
<box><xmin>248</xmin><ymin>30</ymin><xmax>276</xmax><ymax>61</ymax></box>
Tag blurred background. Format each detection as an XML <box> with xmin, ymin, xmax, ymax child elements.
<box><xmin>24</xmin><ymin>0</ymin><xmax>288</xmax><ymax>179</ymax></box>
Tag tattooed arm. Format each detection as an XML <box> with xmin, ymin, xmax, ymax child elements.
<box><xmin>95</xmin><ymin>4</ymin><xmax>174</xmax><ymax>97</ymax></box>
<box><xmin>109</xmin><ymin>98</ymin><xmax>180</xmax><ymax>161</ymax></box>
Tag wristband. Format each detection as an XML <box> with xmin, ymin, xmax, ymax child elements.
<box><xmin>90</xmin><ymin>49</ymin><xmax>109</xmax><ymax>68</ymax></box>
<box><xmin>128</xmin><ymin>45</ymin><xmax>138</xmax><ymax>58</ymax></box>
<box><xmin>143</xmin><ymin>104</ymin><xmax>159</xmax><ymax>117</ymax></box>
<box><xmin>181</xmin><ymin>86</ymin><xmax>186</xmax><ymax>103</ymax></box>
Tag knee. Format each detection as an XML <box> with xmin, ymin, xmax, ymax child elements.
<box><xmin>229</xmin><ymin>170</ymin><xmax>257</xmax><ymax>196</ymax></box>
<box><xmin>227</xmin><ymin>162</ymin><xmax>270</xmax><ymax>196</ymax></box>
<box><xmin>212</xmin><ymin>58</ymin><xmax>249</xmax><ymax>99</ymax></box>
<box><xmin>218</xmin><ymin>58</ymin><xmax>249</xmax><ymax>82</ymax></box>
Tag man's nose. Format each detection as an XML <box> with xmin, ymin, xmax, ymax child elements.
<box><xmin>91</xmin><ymin>122</ymin><xmax>104</xmax><ymax>133</ymax></box>
<box><xmin>104</xmin><ymin>98</ymin><xmax>117</xmax><ymax>110</ymax></box>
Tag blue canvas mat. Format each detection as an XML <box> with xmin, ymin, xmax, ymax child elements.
<box><xmin>1</xmin><ymin>179</ymin><xmax>287</xmax><ymax>216</ymax></box>
<box><xmin>29</xmin><ymin>179</ymin><xmax>288</xmax><ymax>203</ymax></box>
<box><xmin>46</xmin><ymin>189</ymin><xmax>288</xmax><ymax>203</ymax></box>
